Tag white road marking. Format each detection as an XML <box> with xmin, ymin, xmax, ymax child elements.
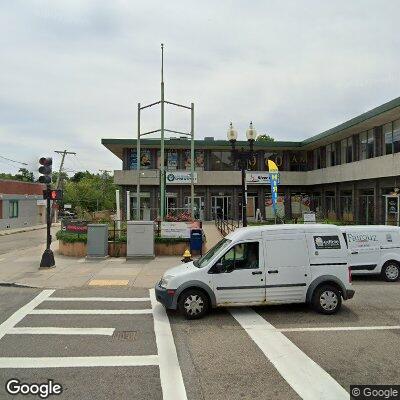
<box><xmin>30</xmin><ymin>309</ymin><xmax>152</xmax><ymax>315</ymax></box>
<box><xmin>0</xmin><ymin>355</ymin><xmax>159</xmax><ymax>368</ymax></box>
<box><xmin>279</xmin><ymin>325</ymin><xmax>400</xmax><ymax>332</ymax></box>
<box><xmin>230</xmin><ymin>307</ymin><xmax>348</xmax><ymax>400</ymax></box>
<box><xmin>8</xmin><ymin>327</ymin><xmax>115</xmax><ymax>336</ymax></box>
<box><xmin>46</xmin><ymin>297</ymin><xmax>150</xmax><ymax>302</ymax></box>
<box><xmin>150</xmin><ymin>289</ymin><xmax>187</xmax><ymax>400</ymax></box>
<box><xmin>0</xmin><ymin>290</ymin><xmax>55</xmax><ymax>341</ymax></box>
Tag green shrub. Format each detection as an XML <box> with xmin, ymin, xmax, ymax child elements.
<box><xmin>56</xmin><ymin>230</ymin><xmax>87</xmax><ymax>243</ymax></box>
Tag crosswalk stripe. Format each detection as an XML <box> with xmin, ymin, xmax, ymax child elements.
<box><xmin>30</xmin><ymin>309</ymin><xmax>152</xmax><ymax>315</ymax></box>
<box><xmin>8</xmin><ymin>327</ymin><xmax>115</xmax><ymax>335</ymax></box>
<box><xmin>230</xmin><ymin>307</ymin><xmax>348</xmax><ymax>400</ymax></box>
<box><xmin>150</xmin><ymin>289</ymin><xmax>187</xmax><ymax>400</ymax></box>
<box><xmin>45</xmin><ymin>297</ymin><xmax>150</xmax><ymax>302</ymax></box>
<box><xmin>279</xmin><ymin>325</ymin><xmax>400</xmax><ymax>332</ymax></box>
<box><xmin>0</xmin><ymin>355</ymin><xmax>159</xmax><ymax>368</ymax></box>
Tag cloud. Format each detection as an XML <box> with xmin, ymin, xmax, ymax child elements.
<box><xmin>1</xmin><ymin>0</ymin><xmax>400</xmax><ymax>174</ymax></box>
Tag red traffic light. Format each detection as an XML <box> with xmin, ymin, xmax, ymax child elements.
<box><xmin>39</xmin><ymin>157</ymin><xmax>52</xmax><ymax>166</ymax></box>
<box><xmin>43</xmin><ymin>189</ymin><xmax>62</xmax><ymax>200</ymax></box>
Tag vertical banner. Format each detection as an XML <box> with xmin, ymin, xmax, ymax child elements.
<box><xmin>267</xmin><ymin>159</ymin><xmax>279</xmax><ymax>214</ymax></box>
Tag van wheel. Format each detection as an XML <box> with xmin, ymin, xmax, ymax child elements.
<box><xmin>312</xmin><ymin>285</ymin><xmax>342</xmax><ymax>315</ymax></box>
<box><xmin>381</xmin><ymin>262</ymin><xmax>400</xmax><ymax>282</ymax></box>
<box><xmin>178</xmin><ymin>289</ymin><xmax>209</xmax><ymax>320</ymax></box>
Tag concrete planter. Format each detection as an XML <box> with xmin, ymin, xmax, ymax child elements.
<box><xmin>58</xmin><ymin>241</ymin><xmax>87</xmax><ymax>257</ymax></box>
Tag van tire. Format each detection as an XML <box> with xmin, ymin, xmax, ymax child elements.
<box><xmin>178</xmin><ymin>289</ymin><xmax>209</xmax><ymax>320</ymax></box>
<box><xmin>381</xmin><ymin>261</ymin><xmax>400</xmax><ymax>282</ymax></box>
<box><xmin>312</xmin><ymin>284</ymin><xmax>342</xmax><ymax>315</ymax></box>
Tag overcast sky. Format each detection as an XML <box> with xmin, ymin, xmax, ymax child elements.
<box><xmin>1</xmin><ymin>0</ymin><xmax>400</xmax><ymax>175</ymax></box>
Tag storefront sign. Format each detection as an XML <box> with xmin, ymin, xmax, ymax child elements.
<box><xmin>63</xmin><ymin>221</ymin><xmax>88</xmax><ymax>233</ymax></box>
<box><xmin>166</xmin><ymin>171</ymin><xmax>197</xmax><ymax>184</ymax></box>
<box><xmin>246</xmin><ymin>172</ymin><xmax>280</xmax><ymax>185</ymax></box>
<box><xmin>161</xmin><ymin>222</ymin><xmax>190</xmax><ymax>238</ymax></box>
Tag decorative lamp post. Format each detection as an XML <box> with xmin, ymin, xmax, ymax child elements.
<box><xmin>227</xmin><ymin>122</ymin><xmax>256</xmax><ymax>227</ymax></box>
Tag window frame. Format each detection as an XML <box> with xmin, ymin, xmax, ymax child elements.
<box><xmin>8</xmin><ymin>200</ymin><xmax>19</xmax><ymax>219</ymax></box>
<box><xmin>215</xmin><ymin>241</ymin><xmax>260</xmax><ymax>271</ymax></box>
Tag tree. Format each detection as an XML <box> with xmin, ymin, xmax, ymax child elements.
<box><xmin>256</xmin><ymin>134</ymin><xmax>275</xmax><ymax>143</ymax></box>
<box><xmin>14</xmin><ymin>168</ymin><xmax>34</xmax><ymax>182</ymax></box>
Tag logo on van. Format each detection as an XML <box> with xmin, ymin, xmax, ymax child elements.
<box><xmin>347</xmin><ymin>233</ymin><xmax>378</xmax><ymax>243</ymax></box>
<box><xmin>314</xmin><ymin>235</ymin><xmax>341</xmax><ymax>250</ymax></box>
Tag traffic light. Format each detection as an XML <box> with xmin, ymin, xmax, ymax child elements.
<box><xmin>38</xmin><ymin>157</ymin><xmax>52</xmax><ymax>185</ymax></box>
<box><xmin>43</xmin><ymin>189</ymin><xmax>62</xmax><ymax>200</ymax></box>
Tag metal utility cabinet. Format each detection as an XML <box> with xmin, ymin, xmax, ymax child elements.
<box><xmin>86</xmin><ymin>224</ymin><xmax>109</xmax><ymax>258</ymax></box>
<box><xmin>127</xmin><ymin>221</ymin><xmax>155</xmax><ymax>258</ymax></box>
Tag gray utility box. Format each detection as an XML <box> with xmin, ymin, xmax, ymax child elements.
<box><xmin>86</xmin><ymin>224</ymin><xmax>109</xmax><ymax>258</ymax></box>
<box><xmin>127</xmin><ymin>221</ymin><xmax>154</xmax><ymax>258</ymax></box>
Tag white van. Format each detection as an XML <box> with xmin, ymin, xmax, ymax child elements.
<box><xmin>340</xmin><ymin>225</ymin><xmax>400</xmax><ymax>282</ymax></box>
<box><xmin>155</xmin><ymin>224</ymin><xmax>354</xmax><ymax>319</ymax></box>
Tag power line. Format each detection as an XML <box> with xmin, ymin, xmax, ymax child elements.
<box><xmin>0</xmin><ymin>155</ymin><xmax>28</xmax><ymax>166</ymax></box>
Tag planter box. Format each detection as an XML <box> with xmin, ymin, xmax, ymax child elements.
<box><xmin>58</xmin><ymin>241</ymin><xmax>87</xmax><ymax>257</ymax></box>
<box><xmin>108</xmin><ymin>242</ymin><xmax>127</xmax><ymax>257</ymax></box>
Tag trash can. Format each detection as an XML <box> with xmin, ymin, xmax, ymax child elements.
<box><xmin>190</xmin><ymin>229</ymin><xmax>203</xmax><ymax>256</ymax></box>
<box><xmin>87</xmin><ymin>224</ymin><xmax>109</xmax><ymax>258</ymax></box>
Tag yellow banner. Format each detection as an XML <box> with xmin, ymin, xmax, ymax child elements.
<box><xmin>267</xmin><ymin>159</ymin><xmax>279</xmax><ymax>172</ymax></box>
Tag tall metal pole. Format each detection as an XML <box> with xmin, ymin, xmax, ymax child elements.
<box><xmin>136</xmin><ymin>102</ymin><xmax>141</xmax><ymax>220</ymax></box>
<box><xmin>160</xmin><ymin>43</ymin><xmax>166</xmax><ymax>220</ymax></box>
<box><xmin>241</xmin><ymin>162</ymin><xmax>247</xmax><ymax>227</ymax></box>
<box><xmin>190</xmin><ymin>103</ymin><xmax>195</xmax><ymax>219</ymax></box>
<box><xmin>40</xmin><ymin>184</ymin><xmax>55</xmax><ymax>269</ymax></box>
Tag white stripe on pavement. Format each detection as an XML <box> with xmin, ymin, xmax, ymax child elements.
<box><xmin>45</xmin><ymin>297</ymin><xmax>150</xmax><ymax>302</ymax></box>
<box><xmin>0</xmin><ymin>290</ymin><xmax>55</xmax><ymax>341</ymax></box>
<box><xmin>0</xmin><ymin>355</ymin><xmax>159</xmax><ymax>368</ymax></box>
<box><xmin>30</xmin><ymin>309</ymin><xmax>152</xmax><ymax>315</ymax></box>
<box><xmin>8</xmin><ymin>327</ymin><xmax>115</xmax><ymax>336</ymax></box>
<box><xmin>150</xmin><ymin>289</ymin><xmax>187</xmax><ymax>400</ymax></box>
<box><xmin>229</xmin><ymin>307</ymin><xmax>348</xmax><ymax>400</ymax></box>
<box><xmin>279</xmin><ymin>325</ymin><xmax>400</xmax><ymax>332</ymax></box>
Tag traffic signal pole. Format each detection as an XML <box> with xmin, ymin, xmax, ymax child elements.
<box><xmin>40</xmin><ymin>185</ymin><xmax>55</xmax><ymax>268</ymax></box>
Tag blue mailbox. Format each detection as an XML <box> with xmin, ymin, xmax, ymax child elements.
<box><xmin>190</xmin><ymin>229</ymin><xmax>203</xmax><ymax>255</ymax></box>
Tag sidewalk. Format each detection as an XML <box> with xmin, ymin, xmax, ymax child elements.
<box><xmin>0</xmin><ymin>224</ymin><xmax>47</xmax><ymax>236</ymax></box>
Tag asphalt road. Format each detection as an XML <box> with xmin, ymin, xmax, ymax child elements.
<box><xmin>0</xmin><ymin>279</ymin><xmax>398</xmax><ymax>399</ymax></box>
<box><xmin>0</xmin><ymin>230</ymin><xmax>47</xmax><ymax>255</ymax></box>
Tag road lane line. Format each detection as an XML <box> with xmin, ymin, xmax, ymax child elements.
<box><xmin>150</xmin><ymin>289</ymin><xmax>187</xmax><ymax>400</ymax></box>
<box><xmin>0</xmin><ymin>355</ymin><xmax>159</xmax><ymax>368</ymax></box>
<box><xmin>0</xmin><ymin>290</ymin><xmax>55</xmax><ymax>341</ymax></box>
<box><xmin>229</xmin><ymin>307</ymin><xmax>348</xmax><ymax>400</ymax></box>
<box><xmin>45</xmin><ymin>297</ymin><xmax>150</xmax><ymax>302</ymax></box>
<box><xmin>279</xmin><ymin>325</ymin><xmax>400</xmax><ymax>332</ymax></box>
<box><xmin>8</xmin><ymin>327</ymin><xmax>115</xmax><ymax>335</ymax></box>
<box><xmin>30</xmin><ymin>309</ymin><xmax>152</xmax><ymax>315</ymax></box>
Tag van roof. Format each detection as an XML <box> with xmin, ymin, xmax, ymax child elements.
<box><xmin>226</xmin><ymin>223</ymin><xmax>341</xmax><ymax>241</ymax></box>
<box><xmin>339</xmin><ymin>225</ymin><xmax>400</xmax><ymax>232</ymax></box>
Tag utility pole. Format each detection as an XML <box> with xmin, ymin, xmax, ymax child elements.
<box><xmin>52</xmin><ymin>150</ymin><xmax>76</xmax><ymax>222</ymax></box>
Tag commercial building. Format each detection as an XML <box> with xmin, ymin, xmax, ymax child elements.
<box><xmin>0</xmin><ymin>180</ymin><xmax>46</xmax><ymax>230</ymax></box>
<box><xmin>102</xmin><ymin>96</ymin><xmax>400</xmax><ymax>225</ymax></box>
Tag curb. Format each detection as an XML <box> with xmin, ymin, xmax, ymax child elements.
<box><xmin>0</xmin><ymin>225</ymin><xmax>47</xmax><ymax>237</ymax></box>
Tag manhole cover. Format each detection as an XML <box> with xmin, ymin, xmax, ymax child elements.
<box><xmin>112</xmin><ymin>330</ymin><xmax>137</xmax><ymax>341</ymax></box>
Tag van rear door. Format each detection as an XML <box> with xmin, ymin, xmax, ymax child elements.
<box><xmin>264</xmin><ymin>233</ymin><xmax>310</xmax><ymax>303</ymax></box>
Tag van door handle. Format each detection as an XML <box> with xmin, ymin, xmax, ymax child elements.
<box><xmin>252</xmin><ymin>271</ymin><xmax>262</xmax><ymax>275</ymax></box>
<box><xmin>268</xmin><ymin>270</ymin><xmax>278</xmax><ymax>274</ymax></box>
<box><xmin>351</xmin><ymin>251</ymin><xmax>358</xmax><ymax>255</ymax></box>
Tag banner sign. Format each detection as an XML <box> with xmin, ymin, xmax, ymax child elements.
<box><xmin>166</xmin><ymin>171</ymin><xmax>197</xmax><ymax>185</ymax></box>
<box><xmin>184</xmin><ymin>149</ymin><xmax>205</xmax><ymax>170</ymax></box>
<box><xmin>268</xmin><ymin>160</ymin><xmax>279</xmax><ymax>214</ymax></box>
<box><xmin>246</xmin><ymin>172</ymin><xmax>280</xmax><ymax>185</ymax></box>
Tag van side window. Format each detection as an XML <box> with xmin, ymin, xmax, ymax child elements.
<box><xmin>218</xmin><ymin>242</ymin><xmax>259</xmax><ymax>271</ymax></box>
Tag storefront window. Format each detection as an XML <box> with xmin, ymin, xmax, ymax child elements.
<box><xmin>130</xmin><ymin>149</ymin><xmax>152</xmax><ymax>170</ymax></box>
<box><xmin>289</xmin><ymin>152</ymin><xmax>307</xmax><ymax>171</ymax></box>
<box><xmin>326</xmin><ymin>144</ymin><xmax>336</xmax><ymax>167</ymax></box>
<box><xmin>340</xmin><ymin>191</ymin><xmax>353</xmax><ymax>222</ymax></box>
<box><xmin>184</xmin><ymin>149</ymin><xmax>205</xmax><ymax>170</ymax></box>
<box><xmin>265</xmin><ymin>194</ymin><xmax>285</xmax><ymax>219</ymax></box>
<box><xmin>325</xmin><ymin>191</ymin><xmax>336</xmax><ymax>219</ymax></box>
<box><xmin>210</xmin><ymin>151</ymin><xmax>233</xmax><ymax>171</ymax></box>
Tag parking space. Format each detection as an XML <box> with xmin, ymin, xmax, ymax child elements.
<box><xmin>0</xmin><ymin>278</ymin><xmax>398</xmax><ymax>399</ymax></box>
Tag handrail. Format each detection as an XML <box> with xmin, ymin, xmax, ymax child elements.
<box><xmin>215</xmin><ymin>216</ymin><xmax>240</xmax><ymax>236</ymax></box>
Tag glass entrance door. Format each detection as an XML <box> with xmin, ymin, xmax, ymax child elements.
<box><xmin>184</xmin><ymin>196</ymin><xmax>204</xmax><ymax>220</ymax></box>
<box><xmin>359</xmin><ymin>194</ymin><xmax>374</xmax><ymax>224</ymax></box>
<box><xmin>212</xmin><ymin>196</ymin><xmax>230</xmax><ymax>220</ymax></box>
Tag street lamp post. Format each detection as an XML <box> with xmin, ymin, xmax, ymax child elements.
<box><xmin>227</xmin><ymin>122</ymin><xmax>257</xmax><ymax>227</ymax></box>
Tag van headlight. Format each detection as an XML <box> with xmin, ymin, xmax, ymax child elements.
<box><xmin>159</xmin><ymin>277</ymin><xmax>169</xmax><ymax>288</ymax></box>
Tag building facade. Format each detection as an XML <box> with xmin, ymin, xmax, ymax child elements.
<box><xmin>0</xmin><ymin>180</ymin><xmax>46</xmax><ymax>230</ymax></box>
<box><xmin>102</xmin><ymin>96</ymin><xmax>400</xmax><ymax>225</ymax></box>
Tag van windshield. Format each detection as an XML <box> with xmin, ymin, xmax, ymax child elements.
<box><xmin>194</xmin><ymin>238</ymin><xmax>232</xmax><ymax>268</ymax></box>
